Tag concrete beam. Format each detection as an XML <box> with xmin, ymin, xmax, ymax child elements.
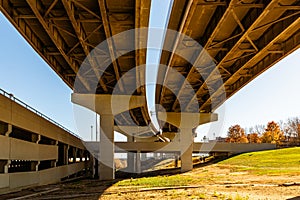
<box><xmin>157</xmin><ymin>112</ymin><xmax>218</xmax><ymax>128</ymax></box>
<box><xmin>62</xmin><ymin>0</ymin><xmax>108</xmax><ymax>92</ymax></box>
<box><xmin>26</xmin><ymin>0</ymin><xmax>90</xmax><ymax>91</ymax></box>
<box><xmin>114</xmin><ymin>125</ymin><xmax>151</xmax><ymax>137</ymax></box>
<box><xmin>71</xmin><ymin>93</ymin><xmax>145</xmax><ymax>115</ymax></box>
<box><xmin>98</xmin><ymin>0</ymin><xmax>124</xmax><ymax>92</ymax></box>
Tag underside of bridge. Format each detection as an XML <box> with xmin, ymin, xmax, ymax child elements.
<box><xmin>0</xmin><ymin>0</ymin><xmax>299</xmax><ymax>182</ymax></box>
<box><xmin>158</xmin><ymin>0</ymin><xmax>300</xmax><ymax>132</ymax></box>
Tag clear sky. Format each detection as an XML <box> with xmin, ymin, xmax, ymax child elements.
<box><xmin>146</xmin><ymin>0</ymin><xmax>173</xmax><ymax>131</ymax></box>
<box><xmin>196</xmin><ymin>47</ymin><xmax>300</xmax><ymax>141</ymax></box>
<box><xmin>1</xmin><ymin>3</ymin><xmax>300</xmax><ymax>141</ymax></box>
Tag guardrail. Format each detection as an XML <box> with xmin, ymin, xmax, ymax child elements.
<box><xmin>0</xmin><ymin>88</ymin><xmax>82</xmax><ymax>139</ymax></box>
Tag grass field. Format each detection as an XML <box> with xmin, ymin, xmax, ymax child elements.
<box><xmin>100</xmin><ymin>147</ymin><xmax>299</xmax><ymax>199</ymax></box>
<box><xmin>218</xmin><ymin>147</ymin><xmax>300</xmax><ymax>175</ymax></box>
<box><xmin>115</xmin><ymin>147</ymin><xmax>300</xmax><ymax>188</ymax></box>
<box><xmin>6</xmin><ymin>147</ymin><xmax>299</xmax><ymax>200</ymax></box>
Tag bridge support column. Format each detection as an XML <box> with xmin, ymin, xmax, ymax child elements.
<box><xmin>141</xmin><ymin>153</ymin><xmax>146</xmax><ymax>161</ymax></box>
<box><xmin>157</xmin><ymin>112</ymin><xmax>218</xmax><ymax>173</ymax></box>
<box><xmin>136</xmin><ymin>151</ymin><xmax>141</xmax><ymax>174</ymax></box>
<box><xmin>180</xmin><ymin>128</ymin><xmax>193</xmax><ymax>172</ymax></box>
<box><xmin>35</xmin><ymin>135</ymin><xmax>41</xmax><ymax>171</ymax></box>
<box><xmin>99</xmin><ymin>114</ymin><xmax>115</xmax><ymax>180</ymax></box>
<box><xmin>5</xmin><ymin>124</ymin><xmax>12</xmax><ymax>136</ymax></box>
<box><xmin>127</xmin><ymin>136</ymin><xmax>135</xmax><ymax>173</ymax></box>
<box><xmin>71</xmin><ymin>93</ymin><xmax>146</xmax><ymax>179</ymax></box>
<box><xmin>54</xmin><ymin>141</ymin><xmax>58</xmax><ymax>167</ymax></box>
<box><xmin>73</xmin><ymin>148</ymin><xmax>77</xmax><ymax>163</ymax></box>
<box><xmin>174</xmin><ymin>153</ymin><xmax>179</xmax><ymax>168</ymax></box>
<box><xmin>66</xmin><ymin>145</ymin><xmax>70</xmax><ymax>165</ymax></box>
<box><xmin>4</xmin><ymin>160</ymin><xmax>11</xmax><ymax>173</ymax></box>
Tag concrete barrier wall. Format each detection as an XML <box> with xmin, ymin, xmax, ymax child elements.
<box><xmin>0</xmin><ymin>95</ymin><xmax>12</xmax><ymax>123</ymax></box>
<box><xmin>86</xmin><ymin>141</ymin><xmax>276</xmax><ymax>154</ymax></box>
<box><xmin>0</xmin><ymin>135</ymin><xmax>9</xmax><ymax>159</ymax></box>
<box><xmin>0</xmin><ymin>175</ymin><xmax>9</xmax><ymax>189</ymax></box>
<box><xmin>193</xmin><ymin>142</ymin><xmax>276</xmax><ymax>153</ymax></box>
<box><xmin>0</xmin><ymin>136</ymin><xmax>58</xmax><ymax>160</ymax></box>
<box><xmin>0</xmin><ymin>94</ymin><xmax>84</xmax><ymax>149</ymax></box>
<box><xmin>0</xmin><ymin>163</ymin><xmax>86</xmax><ymax>193</ymax></box>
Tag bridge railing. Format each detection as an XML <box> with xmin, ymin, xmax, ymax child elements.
<box><xmin>0</xmin><ymin>88</ymin><xmax>82</xmax><ymax>139</ymax></box>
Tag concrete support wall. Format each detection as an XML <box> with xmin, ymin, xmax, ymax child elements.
<box><xmin>0</xmin><ymin>94</ymin><xmax>89</xmax><ymax>194</ymax></box>
<box><xmin>0</xmin><ymin>162</ymin><xmax>85</xmax><ymax>193</ymax></box>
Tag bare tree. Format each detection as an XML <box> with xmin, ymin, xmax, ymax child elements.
<box><xmin>284</xmin><ymin>117</ymin><xmax>300</xmax><ymax>144</ymax></box>
<box><xmin>254</xmin><ymin>124</ymin><xmax>265</xmax><ymax>136</ymax></box>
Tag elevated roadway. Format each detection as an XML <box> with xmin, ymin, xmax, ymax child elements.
<box><xmin>0</xmin><ymin>0</ymin><xmax>299</xmax><ymax>181</ymax></box>
<box><xmin>158</xmin><ymin>0</ymin><xmax>300</xmax><ymax>132</ymax></box>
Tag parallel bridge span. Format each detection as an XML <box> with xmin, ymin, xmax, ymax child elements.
<box><xmin>0</xmin><ymin>0</ymin><xmax>299</xmax><ymax>183</ymax></box>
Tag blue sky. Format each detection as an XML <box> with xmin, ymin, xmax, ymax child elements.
<box><xmin>1</xmin><ymin>2</ymin><xmax>300</xmax><ymax>141</ymax></box>
<box><xmin>146</xmin><ymin>0</ymin><xmax>173</xmax><ymax>131</ymax></box>
<box><xmin>196</xmin><ymin>47</ymin><xmax>300</xmax><ymax>141</ymax></box>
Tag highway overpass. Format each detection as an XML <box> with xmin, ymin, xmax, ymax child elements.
<box><xmin>0</xmin><ymin>0</ymin><xmax>299</xmax><ymax>183</ymax></box>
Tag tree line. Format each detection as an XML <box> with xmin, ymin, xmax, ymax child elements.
<box><xmin>226</xmin><ymin>117</ymin><xmax>300</xmax><ymax>146</ymax></box>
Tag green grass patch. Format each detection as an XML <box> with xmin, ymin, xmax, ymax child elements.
<box><xmin>115</xmin><ymin>174</ymin><xmax>197</xmax><ymax>187</ymax></box>
<box><xmin>218</xmin><ymin>147</ymin><xmax>300</xmax><ymax>175</ymax></box>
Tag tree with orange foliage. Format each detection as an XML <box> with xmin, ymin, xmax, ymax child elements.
<box><xmin>226</xmin><ymin>125</ymin><xmax>249</xmax><ymax>143</ymax></box>
<box><xmin>261</xmin><ymin>121</ymin><xmax>284</xmax><ymax>145</ymax></box>
<box><xmin>247</xmin><ymin>133</ymin><xmax>262</xmax><ymax>143</ymax></box>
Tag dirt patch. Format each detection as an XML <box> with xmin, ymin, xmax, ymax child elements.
<box><xmin>2</xmin><ymin>164</ymin><xmax>297</xmax><ymax>200</ymax></box>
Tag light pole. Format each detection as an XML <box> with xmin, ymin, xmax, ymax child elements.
<box><xmin>91</xmin><ymin>125</ymin><xmax>93</xmax><ymax>141</ymax></box>
<box><xmin>95</xmin><ymin>113</ymin><xmax>98</xmax><ymax>142</ymax></box>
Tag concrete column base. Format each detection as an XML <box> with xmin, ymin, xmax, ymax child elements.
<box><xmin>136</xmin><ymin>151</ymin><xmax>141</xmax><ymax>174</ymax></box>
<box><xmin>127</xmin><ymin>152</ymin><xmax>135</xmax><ymax>173</ymax></box>
<box><xmin>180</xmin><ymin>128</ymin><xmax>193</xmax><ymax>172</ymax></box>
<box><xmin>4</xmin><ymin>160</ymin><xmax>11</xmax><ymax>173</ymax></box>
<box><xmin>99</xmin><ymin>114</ymin><xmax>115</xmax><ymax>180</ymax></box>
<box><xmin>174</xmin><ymin>154</ymin><xmax>179</xmax><ymax>168</ymax></box>
<box><xmin>180</xmin><ymin>145</ymin><xmax>193</xmax><ymax>172</ymax></box>
<box><xmin>126</xmin><ymin>136</ymin><xmax>135</xmax><ymax>173</ymax></box>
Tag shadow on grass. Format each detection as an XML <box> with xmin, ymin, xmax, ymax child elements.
<box><xmin>286</xmin><ymin>196</ymin><xmax>300</xmax><ymax>200</ymax></box>
<box><xmin>0</xmin><ymin>157</ymin><xmax>229</xmax><ymax>199</ymax></box>
<box><xmin>116</xmin><ymin>156</ymin><xmax>228</xmax><ymax>179</ymax></box>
